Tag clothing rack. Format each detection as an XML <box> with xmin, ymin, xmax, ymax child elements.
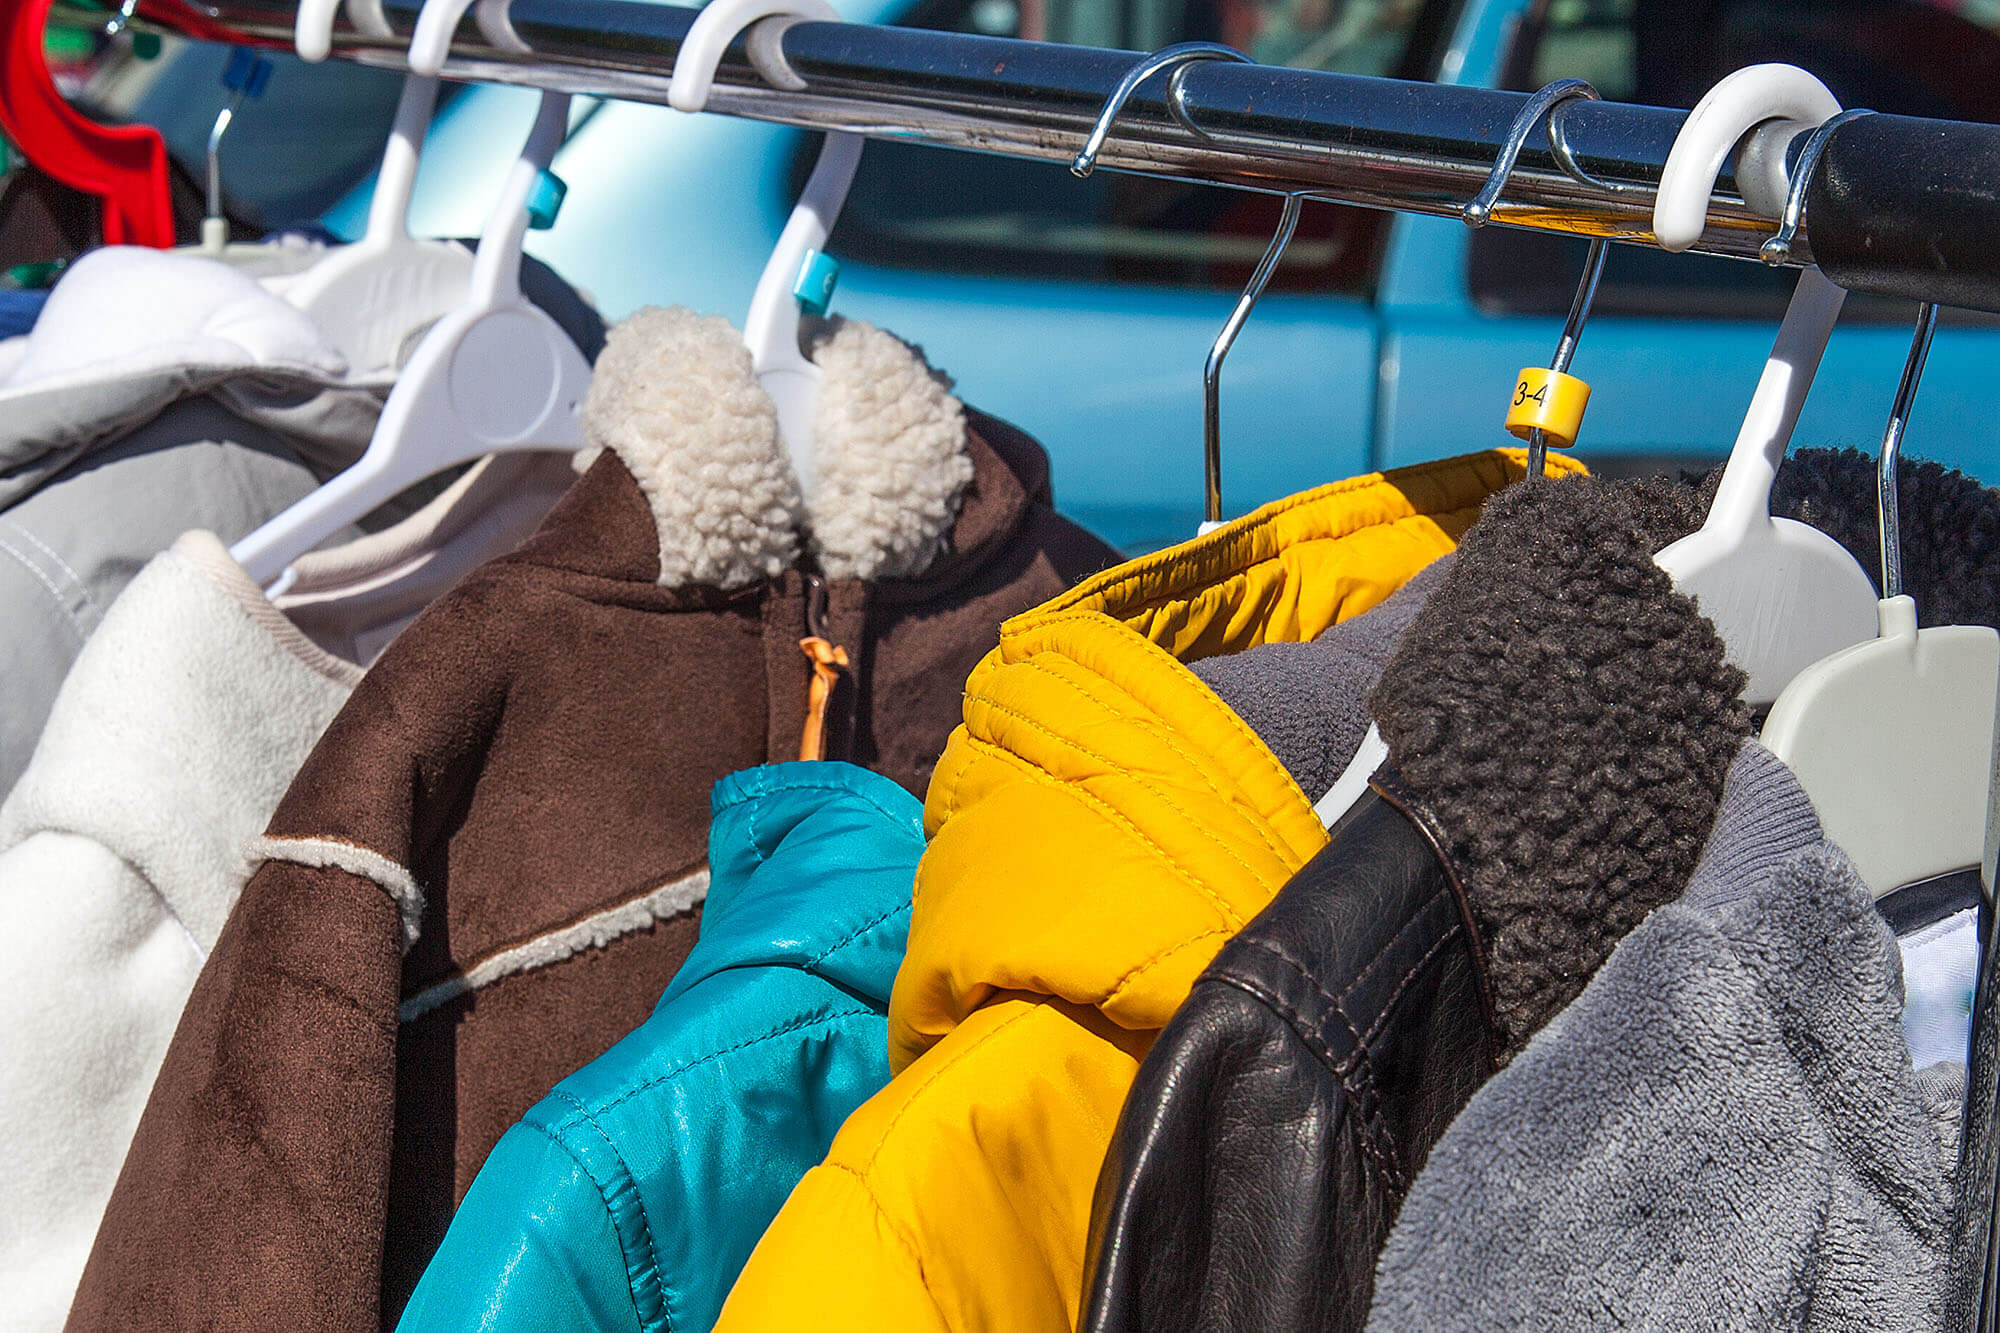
<box><xmin>74</xmin><ymin>2</ymin><xmax>2000</xmax><ymax>1326</ymax></box>
<box><xmin>92</xmin><ymin>0</ymin><xmax>2000</xmax><ymax>313</ymax></box>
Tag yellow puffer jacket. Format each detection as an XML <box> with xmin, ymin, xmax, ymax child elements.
<box><xmin>716</xmin><ymin>450</ymin><xmax>1582</xmax><ymax>1331</ymax></box>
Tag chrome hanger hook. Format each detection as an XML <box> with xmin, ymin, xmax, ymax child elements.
<box><xmin>1464</xmin><ymin>78</ymin><xmax>1602</xmax><ymax>227</ymax></box>
<box><xmin>1202</xmin><ymin>191</ymin><xmax>1307</xmax><ymax>528</ymax></box>
<box><xmin>205</xmin><ymin>104</ymin><xmax>237</xmax><ymax>224</ymax></box>
<box><xmin>102</xmin><ymin>0</ymin><xmax>141</xmax><ymax>39</ymax></box>
<box><xmin>1761</xmin><ymin>106</ymin><xmax>1874</xmax><ymax>266</ymax></box>
<box><xmin>1547</xmin><ymin>99</ymin><xmax>1648</xmax><ymax>197</ymax></box>
<box><xmin>1072</xmin><ymin>41</ymin><xmax>1249</xmax><ymax>178</ymax></box>
<box><xmin>1877</xmin><ymin>301</ymin><xmax>1937</xmax><ymax>599</ymax></box>
<box><xmin>1468</xmin><ymin>80</ymin><xmax>1610</xmax><ymax>477</ymax></box>
<box><xmin>204</xmin><ymin>50</ymin><xmax>270</xmax><ymax>242</ymax></box>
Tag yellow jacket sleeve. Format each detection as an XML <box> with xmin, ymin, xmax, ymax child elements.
<box><xmin>717</xmin><ymin>1157</ymin><xmax>950</xmax><ymax>1331</ymax></box>
<box><xmin>717</xmin><ymin>997</ymin><xmax>1150</xmax><ymax>1332</ymax></box>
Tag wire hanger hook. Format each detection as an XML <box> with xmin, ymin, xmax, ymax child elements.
<box><xmin>1751</xmin><ymin>104</ymin><xmax>1917</xmax><ymax>593</ymax></box>
<box><xmin>1200</xmin><ymin>191</ymin><xmax>1307</xmax><ymax>530</ymax></box>
<box><xmin>1759</xmin><ymin>106</ymin><xmax>1874</xmax><ymax>267</ymax></box>
<box><xmin>1465</xmin><ymin>78</ymin><xmax>1602</xmax><ymax>224</ymax></box>
<box><xmin>1071</xmin><ymin>41</ymin><xmax>1249</xmax><ymax>178</ymax></box>
<box><xmin>1465</xmin><ymin>79</ymin><xmax>1610</xmax><ymax>477</ymax></box>
<box><xmin>1876</xmin><ymin>301</ymin><xmax>1936</xmax><ymax>599</ymax></box>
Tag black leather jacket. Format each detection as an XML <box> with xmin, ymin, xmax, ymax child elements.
<box><xmin>1081</xmin><ymin>450</ymin><xmax>2000</xmax><ymax>1333</ymax></box>
<box><xmin>1080</xmin><ymin>769</ymin><xmax>1498</xmax><ymax>1333</ymax></box>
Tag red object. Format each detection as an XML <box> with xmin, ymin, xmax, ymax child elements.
<box><xmin>0</xmin><ymin>0</ymin><xmax>174</xmax><ymax>246</ymax></box>
<box><xmin>143</xmin><ymin>0</ymin><xmax>238</xmax><ymax>45</ymax></box>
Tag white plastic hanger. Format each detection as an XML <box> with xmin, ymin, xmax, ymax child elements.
<box><xmin>275</xmin><ymin>0</ymin><xmax>475</xmax><ymax>378</ymax></box>
<box><xmin>1650</xmin><ymin>65</ymin><xmax>1879</xmax><ymax>708</ymax></box>
<box><xmin>667</xmin><ymin>0</ymin><xmax>862</xmax><ymax>494</ymax></box>
<box><xmin>1762</xmin><ymin>302</ymin><xmax>1999</xmax><ymax>898</ymax></box>
<box><xmin>230</xmin><ymin>9</ymin><xmax>590</xmax><ymax>589</ymax></box>
<box><xmin>293</xmin><ymin>0</ymin><xmax>391</xmax><ymax>62</ymax></box>
<box><xmin>1314</xmin><ymin>722</ymin><xmax>1387</xmax><ymax>827</ymax></box>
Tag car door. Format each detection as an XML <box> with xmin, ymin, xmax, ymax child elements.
<box><xmin>366</xmin><ymin>0</ymin><xmax>1465</xmax><ymax>552</ymax></box>
<box><xmin>1376</xmin><ymin>0</ymin><xmax>2000</xmax><ymax>487</ymax></box>
<box><xmin>784</xmin><ymin>0</ymin><xmax>1468</xmax><ymax>549</ymax></box>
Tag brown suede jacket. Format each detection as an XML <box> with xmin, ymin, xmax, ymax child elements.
<box><xmin>67</xmin><ymin>311</ymin><xmax>1115</xmax><ymax>1331</ymax></box>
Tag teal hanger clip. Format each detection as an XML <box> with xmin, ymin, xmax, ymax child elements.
<box><xmin>525</xmin><ymin>169</ymin><xmax>567</xmax><ymax>230</ymax></box>
<box><xmin>793</xmin><ymin>249</ymin><xmax>838</xmax><ymax>317</ymax></box>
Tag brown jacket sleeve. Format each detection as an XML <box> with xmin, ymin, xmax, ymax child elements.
<box><xmin>67</xmin><ymin>581</ymin><xmax>515</xmax><ymax>1332</ymax></box>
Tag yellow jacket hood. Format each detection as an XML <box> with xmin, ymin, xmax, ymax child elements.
<box><xmin>893</xmin><ymin>449</ymin><xmax>1579</xmax><ymax>1065</ymax></box>
<box><xmin>718</xmin><ymin>449</ymin><xmax>1579</xmax><ymax>1332</ymax></box>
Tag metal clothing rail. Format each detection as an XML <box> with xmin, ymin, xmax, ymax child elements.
<box><xmin>55</xmin><ymin>0</ymin><xmax>2000</xmax><ymax>1325</ymax></box>
<box><xmin>91</xmin><ymin>0</ymin><xmax>2000</xmax><ymax>311</ymax></box>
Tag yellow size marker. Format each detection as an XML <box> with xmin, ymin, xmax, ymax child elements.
<box><xmin>1504</xmin><ymin>367</ymin><xmax>1590</xmax><ymax>449</ymax></box>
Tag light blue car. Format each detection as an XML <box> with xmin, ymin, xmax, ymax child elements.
<box><xmin>123</xmin><ymin>0</ymin><xmax>2000</xmax><ymax>550</ymax></box>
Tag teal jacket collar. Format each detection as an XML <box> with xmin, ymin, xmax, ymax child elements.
<box><xmin>397</xmin><ymin>762</ymin><xmax>920</xmax><ymax>1333</ymax></box>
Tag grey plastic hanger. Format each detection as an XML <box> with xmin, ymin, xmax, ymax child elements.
<box><xmin>1761</xmin><ymin>290</ymin><xmax>1998</xmax><ymax>898</ymax></box>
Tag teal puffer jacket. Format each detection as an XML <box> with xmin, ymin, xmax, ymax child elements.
<box><xmin>395</xmin><ymin>762</ymin><xmax>921</xmax><ymax>1332</ymax></box>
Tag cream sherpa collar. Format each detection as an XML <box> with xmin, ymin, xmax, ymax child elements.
<box><xmin>580</xmin><ymin>306</ymin><xmax>973</xmax><ymax>589</ymax></box>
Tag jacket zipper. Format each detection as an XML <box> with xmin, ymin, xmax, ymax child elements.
<box><xmin>797</xmin><ymin>573</ymin><xmax>847</xmax><ymax>762</ymax></box>
<box><xmin>805</xmin><ymin>572</ymin><xmax>829</xmax><ymax>641</ymax></box>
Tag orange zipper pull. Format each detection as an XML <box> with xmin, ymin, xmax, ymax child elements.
<box><xmin>798</xmin><ymin>635</ymin><xmax>851</xmax><ymax>762</ymax></box>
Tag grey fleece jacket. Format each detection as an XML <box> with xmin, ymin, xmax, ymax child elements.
<box><xmin>1366</xmin><ymin>741</ymin><xmax>1964</xmax><ymax>1333</ymax></box>
<box><xmin>1190</xmin><ymin>558</ymin><xmax>1452</xmax><ymax>797</ymax></box>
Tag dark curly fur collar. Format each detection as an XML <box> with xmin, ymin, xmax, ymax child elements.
<box><xmin>1369</xmin><ymin>449</ymin><xmax>2000</xmax><ymax>1063</ymax></box>
<box><xmin>1763</xmin><ymin>449</ymin><xmax>2000</xmax><ymax>628</ymax></box>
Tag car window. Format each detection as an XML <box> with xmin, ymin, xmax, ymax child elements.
<box><xmin>818</xmin><ymin>0</ymin><xmax>1465</xmax><ymax>294</ymax></box>
<box><xmin>1473</xmin><ymin>0</ymin><xmax>2000</xmax><ymax>320</ymax></box>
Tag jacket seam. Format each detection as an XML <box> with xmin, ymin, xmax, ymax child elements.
<box><xmin>803</xmin><ymin>901</ymin><xmax>912</xmax><ymax>974</ymax></box>
<box><xmin>1338</xmin><ymin>886</ymin><xmax>1456</xmax><ymax>1005</ymax></box>
<box><xmin>0</xmin><ymin>527</ymin><xmax>88</xmax><ymax>642</ymax></box>
<box><xmin>819</xmin><ymin>1160</ymin><xmax>954</xmax><ymax>1325</ymax></box>
<box><xmin>522</xmin><ymin>1116</ymin><xmax>669</xmax><ymax>1332</ymax></box>
<box><xmin>405</xmin><ymin>861</ymin><xmax>706</xmax><ymax>993</ymax></box>
<box><xmin>0</xmin><ymin>517</ymin><xmax>92</xmax><ymax>611</ymax></box>
<box><xmin>1026</xmin><ymin>449</ymin><xmax>1541</xmax><ymax>620</ymax></box>
<box><xmin>565</xmin><ymin>1006</ymin><xmax>878</xmax><ymax>1122</ymax></box>
<box><xmin>968</xmin><ymin>693</ymin><xmax>1278</xmax><ymax>909</ymax></box>
<box><xmin>1369</xmin><ymin>776</ymin><xmax>1503</xmax><ymax>1034</ymax></box>
<box><xmin>860</xmin><ymin>999</ymin><xmax>1046</xmax><ymax>1174</ymax></box>
<box><xmin>1104</xmin><ymin>928</ymin><xmax>1234</xmax><ymax>1008</ymax></box>
<box><xmin>1020</xmin><ymin>501</ymin><xmax>1454</xmax><ymax>625</ymax></box>
<box><xmin>940</xmin><ymin>720</ymin><xmax>972</xmax><ymax>824</ymax></box>
<box><xmin>1234</xmin><ymin>919</ymin><xmax>1468</xmax><ymax>1187</ymax></box>
<box><xmin>1232</xmin><ymin>935</ymin><xmax>1377</xmax><ymax>1074</ymax></box>
<box><xmin>1359</xmin><ymin>924</ymin><xmax>1464</xmax><ymax>1050</ymax></box>
<box><xmin>1204</xmin><ymin>965</ymin><xmax>1352</xmax><ymax>1076</ymax></box>
<box><xmin>1010</xmin><ymin>655</ymin><xmax>1301</xmax><ymax>872</ymax></box>
<box><xmin>715</xmin><ymin>771</ymin><xmax>923</xmax><ymax>836</ymax></box>
<box><xmin>932</xmin><ymin>723</ymin><xmax>977</xmax><ymax>831</ymax></box>
<box><xmin>744</xmin><ymin>794</ymin><xmax>769</xmax><ymax>867</ymax></box>
<box><xmin>959</xmin><ymin>726</ymin><xmax>1249</xmax><ymax>934</ymax></box>
<box><xmin>1205</xmin><ymin>968</ymin><xmax>1406</xmax><ymax>1188</ymax></box>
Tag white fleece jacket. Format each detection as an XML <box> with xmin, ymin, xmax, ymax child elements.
<box><xmin>0</xmin><ymin>452</ymin><xmax>575</xmax><ymax>1331</ymax></box>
